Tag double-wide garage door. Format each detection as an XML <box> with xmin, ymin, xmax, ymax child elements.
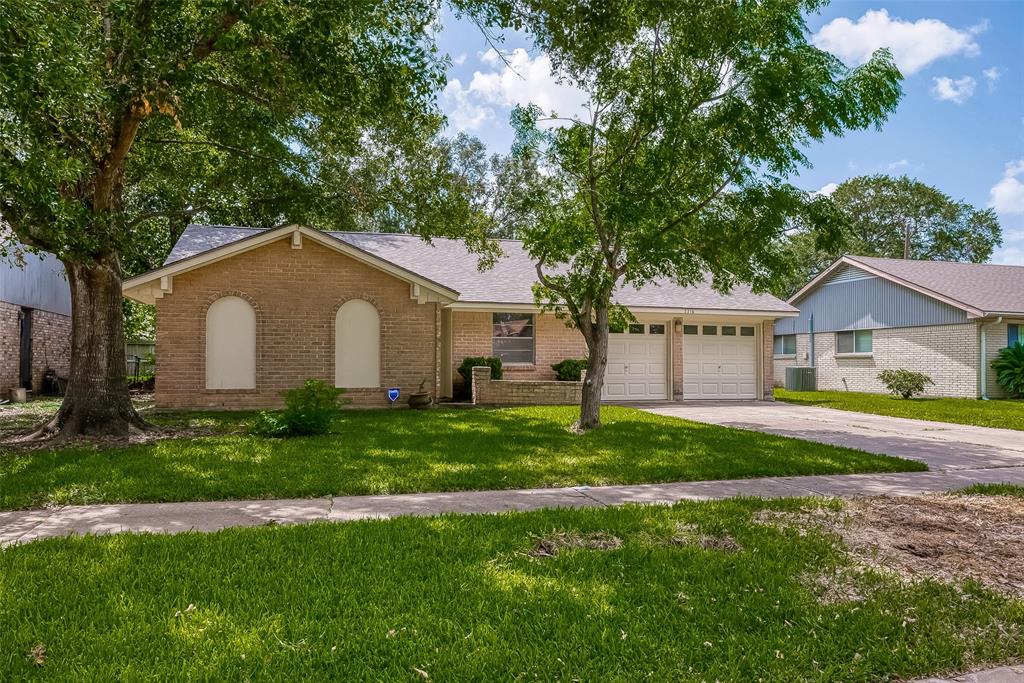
<box><xmin>682</xmin><ymin>324</ymin><xmax>757</xmax><ymax>399</ymax></box>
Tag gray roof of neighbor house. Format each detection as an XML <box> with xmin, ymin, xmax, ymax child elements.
<box><xmin>164</xmin><ymin>224</ymin><xmax>796</xmax><ymax>313</ymax></box>
<box><xmin>822</xmin><ymin>255</ymin><xmax>1024</xmax><ymax>316</ymax></box>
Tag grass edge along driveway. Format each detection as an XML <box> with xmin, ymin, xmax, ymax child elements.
<box><xmin>775</xmin><ymin>389</ymin><xmax>1024</xmax><ymax>431</ymax></box>
<box><xmin>1</xmin><ymin>497</ymin><xmax>1021</xmax><ymax>680</ymax></box>
<box><xmin>0</xmin><ymin>406</ymin><xmax>924</xmax><ymax>510</ymax></box>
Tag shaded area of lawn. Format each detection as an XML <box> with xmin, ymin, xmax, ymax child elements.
<box><xmin>2</xmin><ymin>499</ymin><xmax>1021</xmax><ymax>680</ymax></box>
<box><xmin>0</xmin><ymin>406</ymin><xmax>923</xmax><ymax>510</ymax></box>
<box><xmin>776</xmin><ymin>389</ymin><xmax>1024</xmax><ymax>431</ymax></box>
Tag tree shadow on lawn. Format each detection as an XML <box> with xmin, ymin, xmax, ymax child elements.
<box><xmin>1</xmin><ymin>499</ymin><xmax>1020</xmax><ymax>680</ymax></box>
<box><xmin>0</xmin><ymin>407</ymin><xmax>919</xmax><ymax>510</ymax></box>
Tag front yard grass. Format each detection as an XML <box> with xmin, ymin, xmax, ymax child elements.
<box><xmin>2</xmin><ymin>498</ymin><xmax>1022</xmax><ymax>680</ymax></box>
<box><xmin>0</xmin><ymin>405</ymin><xmax>923</xmax><ymax>510</ymax></box>
<box><xmin>959</xmin><ymin>484</ymin><xmax>1024</xmax><ymax>498</ymax></box>
<box><xmin>776</xmin><ymin>389</ymin><xmax>1024</xmax><ymax>431</ymax></box>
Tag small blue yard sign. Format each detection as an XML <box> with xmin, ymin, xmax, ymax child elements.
<box><xmin>387</xmin><ymin>388</ymin><xmax>400</xmax><ymax>403</ymax></box>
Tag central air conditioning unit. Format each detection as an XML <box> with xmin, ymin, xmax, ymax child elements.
<box><xmin>785</xmin><ymin>366</ymin><xmax>817</xmax><ymax>391</ymax></box>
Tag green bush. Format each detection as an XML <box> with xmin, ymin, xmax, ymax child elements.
<box><xmin>992</xmin><ymin>343</ymin><xmax>1024</xmax><ymax>398</ymax></box>
<box><xmin>551</xmin><ymin>358</ymin><xmax>588</xmax><ymax>381</ymax></box>
<box><xmin>252</xmin><ymin>379</ymin><xmax>347</xmax><ymax>437</ymax></box>
<box><xmin>457</xmin><ymin>357</ymin><xmax>503</xmax><ymax>398</ymax></box>
<box><xmin>877</xmin><ymin>369</ymin><xmax>934</xmax><ymax>399</ymax></box>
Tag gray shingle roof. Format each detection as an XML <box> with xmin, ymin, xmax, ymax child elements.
<box><xmin>846</xmin><ymin>255</ymin><xmax>1024</xmax><ymax>315</ymax></box>
<box><xmin>165</xmin><ymin>225</ymin><xmax>796</xmax><ymax>313</ymax></box>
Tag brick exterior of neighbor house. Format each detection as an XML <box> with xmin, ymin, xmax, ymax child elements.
<box><xmin>0</xmin><ymin>300</ymin><xmax>71</xmax><ymax>397</ymax></box>
<box><xmin>154</xmin><ymin>237</ymin><xmax>441</xmax><ymax>409</ymax></box>
<box><xmin>772</xmin><ymin>322</ymin><xmax>1005</xmax><ymax>398</ymax></box>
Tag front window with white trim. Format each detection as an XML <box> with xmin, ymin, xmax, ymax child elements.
<box><xmin>836</xmin><ymin>329</ymin><xmax>872</xmax><ymax>354</ymax></box>
<box><xmin>492</xmin><ymin>313</ymin><xmax>534</xmax><ymax>364</ymax></box>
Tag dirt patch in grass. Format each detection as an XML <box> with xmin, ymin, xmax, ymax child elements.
<box><xmin>758</xmin><ymin>495</ymin><xmax>1024</xmax><ymax>598</ymax></box>
<box><xmin>698</xmin><ymin>534</ymin><xmax>743</xmax><ymax>553</ymax></box>
<box><xmin>529</xmin><ymin>531</ymin><xmax>623</xmax><ymax>558</ymax></box>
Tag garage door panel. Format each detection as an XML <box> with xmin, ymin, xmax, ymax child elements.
<box><xmin>602</xmin><ymin>328</ymin><xmax>668</xmax><ymax>401</ymax></box>
<box><xmin>682</xmin><ymin>323</ymin><xmax>758</xmax><ymax>400</ymax></box>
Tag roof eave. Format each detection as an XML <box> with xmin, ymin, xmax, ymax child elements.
<box><xmin>122</xmin><ymin>225</ymin><xmax>460</xmax><ymax>304</ymax></box>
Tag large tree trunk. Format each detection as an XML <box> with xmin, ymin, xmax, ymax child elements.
<box><xmin>576</xmin><ymin>306</ymin><xmax>610</xmax><ymax>432</ymax></box>
<box><xmin>32</xmin><ymin>254</ymin><xmax>147</xmax><ymax>438</ymax></box>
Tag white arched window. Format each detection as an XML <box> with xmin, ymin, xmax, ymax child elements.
<box><xmin>206</xmin><ymin>296</ymin><xmax>256</xmax><ymax>389</ymax></box>
<box><xmin>335</xmin><ymin>299</ymin><xmax>380</xmax><ymax>388</ymax></box>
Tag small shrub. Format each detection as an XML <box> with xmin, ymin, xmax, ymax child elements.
<box><xmin>251</xmin><ymin>378</ymin><xmax>347</xmax><ymax>437</ymax></box>
<box><xmin>551</xmin><ymin>358</ymin><xmax>588</xmax><ymax>381</ymax></box>
<box><xmin>877</xmin><ymin>369</ymin><xmax>934</xmax><ymax>399</ymax></box>
<box><xmin>992</xmin><ymin>343</ymin><xmax>1024</xmax><ymax>398</ymax></box>
<box><xmin>457</xmin><ymin>357</ymin><xmax>503</xmax><ymax>398</ymax></box>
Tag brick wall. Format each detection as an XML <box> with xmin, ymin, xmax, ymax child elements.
<box><xmin>772</xmin><ymin>323</ymin><xmax>980</xmax><ymax>397</ymax></box>
<box><xmin>155</xmin><ymin>236</ymin><xmax>440</xmax><ymax>409</ymax></box>
<box><xmin>0</xmin><ymin>301</ymin><xmax>71</xmax><ymax>397</ymax></box>
<box><xmin>982</xmin><ymin>318</ymin><xmax>1024</xmax><ymax>399</ymax></box>
<box><xmin>471</xmin><ymin>365</ymin><xmax>583</xmax><ymax>405</ymax></box>
<box><xmin>761</xmin><ymin>320</ymin><xmax>774</xmax><ymax>400</ymax></box>
<box><xmin>0</xmin><ymin>301</ymin><xmax>20</xmax><ymax>394</ymax></box>
<box><xmin>451</xmin><ymin>310</ymin><xmax>587</xmax><ymax>388</ymax></box>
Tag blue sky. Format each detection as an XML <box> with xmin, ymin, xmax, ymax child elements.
<box><xmin>434</xmin><ymin>1</ymin><xmax>1024</xmax><ymax>264</ymax></box>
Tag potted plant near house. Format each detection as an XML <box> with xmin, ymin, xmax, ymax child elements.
<box><xmin>408</xmin><ymin>379</ymin><xmax>432</xmax><ymax>409</ymax></box>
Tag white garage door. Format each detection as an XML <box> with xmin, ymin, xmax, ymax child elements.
<box><xmin>682</xmin><ymin>323</ymin><xmax>758</xmax><ymax>399</ymax></box>
<box><xmin>602</xmin><ymin>323</ymin><xmax>668</xmax><ymax>401</ymax></box>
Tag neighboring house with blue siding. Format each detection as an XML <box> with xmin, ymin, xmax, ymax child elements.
<box><xmin>775</xmin><ymin>255</ymin><xmax>1024</xmax><ymax>398</ymax></box>
<box><xmin>0</xmin><ymin>248</ymin><xmax>72</xmax><ymax>398</ymax></box>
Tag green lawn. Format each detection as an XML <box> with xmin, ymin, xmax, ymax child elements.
<box><xmin>959</xmin><ymin>484</ymin><xmax>1024</xmax><ymax>498</ymax></box>
<box><xmin>776</xmin><ymin>389</ymin><xmax>1024</xmax><ymax>431</ymax></box>
<box><xmin>2</xmin><ymin>498</ymin><xmax>1021</xmax><ymax>680</ymax></box>
<box><xmin>0</xmin><ymin>406</ymin><xmax>923</xmax><ymax>510</ymax></box>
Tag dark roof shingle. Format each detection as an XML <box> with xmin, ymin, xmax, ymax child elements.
<box><xmin>166</xmin><ymin>225</ymin><xmax>796</xmax><ymax>313</ymax></box>
<box><xmin>846</xmin><ymin>255</ymin><xmax>1024</xmax><ymax>315</ymax></box>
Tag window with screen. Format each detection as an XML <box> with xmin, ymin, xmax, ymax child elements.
<box><xmin>1009</xmin><ymin>323</ymin><xmax>1020</xmax><ymax>347</ymax></box>
<box><xmin>492</xmin><ymin>313</ymin><xmax>534</xmax><ymax>364</ymax></box>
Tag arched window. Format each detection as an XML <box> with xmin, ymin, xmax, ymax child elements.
<box><xmin>335</xmin><ymin>299</ymin><xmax>380</xmax><ymax>388</ymax></box>
<box><xmin>206</xmin><ymin>296</ymin><xmax>256</xmax><ymax>389</ymax></box>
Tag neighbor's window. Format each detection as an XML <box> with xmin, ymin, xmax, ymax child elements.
<box><xmin>628</xmin><ymin>323</ymin><xmax>645</xmax><ymax>334</ymax></box>
<box><xmin>740</xmin><ymin>326</ymin><xmax>755</xmax><ymax>337</ymax></box>
<box><xmin>683</xmin><ymin>324</ymin><xmax>698</xmax><ymax>335</ymax></box>
<box><xmin>493</xmin><ymin>312</ymin><xmax>534</xmax><ymax>364</ymax></box>
<box><xmin>773</xmin><ymin>334</ymin><xmax>796</xmax><ymax>356</ymax></box>
<box><xmin>702</xmin><ymin>325</ymin><xmax>717</xmax><ymax>336</ymax></box>
<box><xmin>649</xmin><ymin>324</ymin><xmax>665</xmax><ymax>335</ymax></box>
<box><xmin>722</xmin><ymin>326</ymin><xmax>736</xmax><ymax>336</ymax></box>
<box><xmin>1009</xmin><ymin>323</ymin><xmax>1020</xmax><ymax>347</ymax></box>
<box><xmin>836</xmin><ymin>329</ymin><xmax>872</xmax><ymax>354</ymax></box>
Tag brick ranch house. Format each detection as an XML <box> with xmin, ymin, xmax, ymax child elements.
<box><xmin>1</xmin><ymin>247</ymin><xmax>71</xmax><ymax>399</ymax></box>
<box><xmin>774</xmin><ymin>255</ymin><xmax>1024</xmax><ymax>398</ymax></box>
<box><xmin>122</xmin><ymin>224</ymin><xmax>796</xmax><ymax>409</ymax></box>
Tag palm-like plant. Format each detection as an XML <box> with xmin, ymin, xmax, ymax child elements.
<box><xmin>992</xmin><ymin>343</ymin><xmax>1024</xmax><ymax>398</ymax></box>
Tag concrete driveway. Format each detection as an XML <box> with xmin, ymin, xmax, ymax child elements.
<box><xmin>637</xmin><ymin>401</ymin><xmax>1024</xmax><ymax>471</ymax></box>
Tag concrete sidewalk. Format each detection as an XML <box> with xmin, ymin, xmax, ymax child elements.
<box><xmin>3</xmin><ymin>463</ymin><xmax>1023</xmax><ymax>546</ymax></box>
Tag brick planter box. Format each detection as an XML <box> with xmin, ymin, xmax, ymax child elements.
<box><xmin>471</xmin><ymin>366</ymin><xmax>582</xmax><ymax>406</ymax></box>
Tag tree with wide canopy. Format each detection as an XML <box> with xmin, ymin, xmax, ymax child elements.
<box><xmin>448</xmin><ymin>0</ymin><xmax>904</xmax><ymax>431</ymax></box>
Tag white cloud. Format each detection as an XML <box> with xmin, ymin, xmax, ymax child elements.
<box><xmin>812</xmin><ymin>9</ymin><xmax>982</xmax><ymax>75</ymax></box>
<box><xmin>983</xmin><ymin>66</ymin><xmax>1001</xmax><ymax>90</ymax></box>
<box><xmin>887</xmin><ymin>159</ymin><xmax>910</xmax><ymax>170</ymax></box>
<box><xmin>990</xmin><ymin>160</ymin><xmax>1024</xmax><ymax>214</ymax></box>
<box><xmin>931</xmin><ymin>75</ymin><xmax>977</xmax><ymax>103</ymax></box>
<box><xmin>441</xmin><ymin>78</ymin><xmax>493</xmax><ymax>131</ymax></box>
<box><xmin>452</xmin><ymin>53</ymin><xmax>467</xmax><ymax>66</ymax></box>
<box><xmin>442</xmin><ymin>48</ymin><xmax>589</xmax><ymax>132</ymax></box>
<box><xmin>814</xmin><ymin>182</ymin><xmax>839</xmax><ymax>197</ymax></box>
